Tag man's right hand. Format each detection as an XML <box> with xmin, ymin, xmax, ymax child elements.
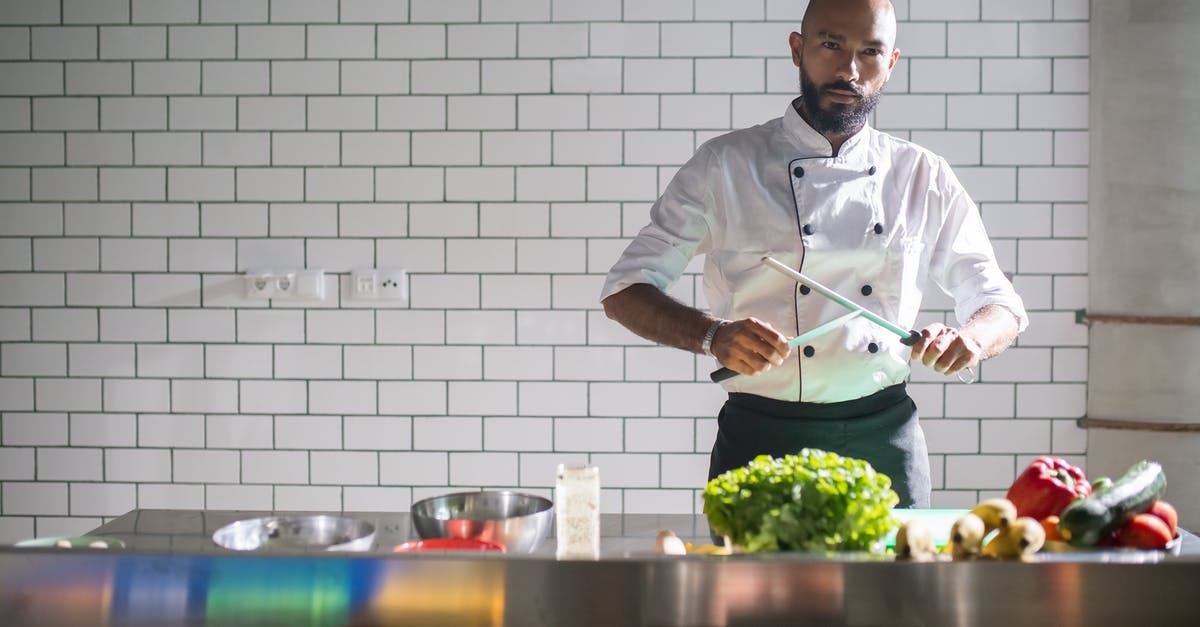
<box><xmin>711</xmin><ymin>317</ymin><xmax>791</xmax><ymax>376</ymax></box>
<box><xmin>600</xmin><ymin>285</ymin><xmax>791</xmax><ymax>376</ymax></box>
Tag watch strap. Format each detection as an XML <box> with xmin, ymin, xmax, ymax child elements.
<box><xmin>702</xmin><ymin>319</ymin><xmax>727</xmax><ymax>356</ymax></box>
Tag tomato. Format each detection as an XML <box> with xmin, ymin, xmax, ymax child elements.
<box><xmin>1112</xmin><ymin>513</ymin><xmax>1173</xmax><ymax>550</ymax></box>
<box><xmin>1146</xmin><ymin>500</ymin><xmax>1178</xmax><ymax>537</ymax></box>
<box><xmin>1041</xmin><ymin>516</ymin><xmax>1063</xmax><ymax>542</ymax></box>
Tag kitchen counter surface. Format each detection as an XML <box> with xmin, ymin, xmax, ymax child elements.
<box><xmin>2</xmin><ymin>509</ymin><xmax>1199</xmax><ymax>626</ymax></box>
<box><xmin>84</xmin><ymin>507</ymin><xmax>1200</xmax><ymax>560</ymax></box>
<box><xmin>84</xmin><ymin>508</ymin><xmax>718</xmax><ymax>557</ymax></box>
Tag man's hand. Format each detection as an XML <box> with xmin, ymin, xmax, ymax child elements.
<box><xmin>712</xmin><ymin>317</ymin><xmax>791</xmax><ymax>376</ymax></box>
<box><xmin>602</xmin><ymin>285</ymin><xmax>793</xmax><ymax>377</ymax></box>
<box><xmin>910</xmin><ymin>323</ymin><xmax>981</xmax><ymax>375</ymax></box>
<box><xmin>910</xmin><ymin>304</ymin><xmax>1021</xmax><ymax>377</ymax></box>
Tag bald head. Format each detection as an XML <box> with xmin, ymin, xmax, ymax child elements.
<box><xmin>801</xmin><ymin>0</ymin><xmax>898</xmax><ymax>50</ymax></box>
<box><xmin>788</xmin><ymin>0</ymin><xmax>901</xmax><ymax>145</ymax></box>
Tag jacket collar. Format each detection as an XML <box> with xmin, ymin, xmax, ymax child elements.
<box><xmin>783</xmin><ymin>97</ymin><xmax>870</xmax><ymax>159</ymax></box>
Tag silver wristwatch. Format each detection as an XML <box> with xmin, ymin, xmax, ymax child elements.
<box><xmin>701</xmin><ymin>319</ymin><xmax>727</xmax><ymax>356</ymax></box>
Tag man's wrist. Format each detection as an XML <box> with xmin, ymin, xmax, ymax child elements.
<box><xmin>701</xmin><ymin>319</ymin><xmax>728</xmax><ymax>356</ymax></box>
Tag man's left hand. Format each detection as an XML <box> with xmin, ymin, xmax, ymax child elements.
<box><xmin>910</xmin><ymin>324</ymin><xmax>981</xmax><ymax>375</ymax></box>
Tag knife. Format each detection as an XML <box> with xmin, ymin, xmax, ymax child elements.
<box><xmin>709</xmin><ymin>310</ymin><xmax>862</xmax><ymax>382</ymax></box>
<box><xmin>761</xmin><ymin>256</ymin><xmax>924</xmax><ymax>346</ymax></box>
<box><xmin>708</xmin><ymin>257</ymin><xmax>923</xmax><ymax>384</ymax></box>
<box><xmin>763</xmin><ymin>257</ymin><xmax>976</xmax><ymax>383</ymax></box>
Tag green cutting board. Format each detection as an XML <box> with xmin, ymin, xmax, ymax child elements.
<box><xmin>884</xmin><ymin>509</ymin><xmax>968</xmax><ymax>549</ymax></box>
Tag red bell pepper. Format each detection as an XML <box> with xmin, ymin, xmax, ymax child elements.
<box><xmin>1006</xmin><ymin>456</ymin><xmax>1092</xmax><ymax>520</ymax></box>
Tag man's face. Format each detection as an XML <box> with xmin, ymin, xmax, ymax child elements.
<box><xmin>788</xmin><ymin>1</ymin><xmax>900</xmax><ymax>134</ymax></box>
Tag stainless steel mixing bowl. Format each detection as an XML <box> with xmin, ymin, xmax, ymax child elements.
<box><xmin>410</xmin><ymin>490</ymin><xmax>554</xmax><ymax>554</ymax></box>
<box><xmin>212</xmin><ymin>515</ymin><xmax>376</xmax><ymax>552</ymax></box>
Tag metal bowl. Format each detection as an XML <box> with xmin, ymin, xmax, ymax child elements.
<box><xmin>212</xmin><ymin>515</ymin><xmax>375</xmax><ymax>552</ymax></box>
<box><xmin>410</xmin><ymin>491</ymin><xmax>554</xmax><ymax>554</ymax></box>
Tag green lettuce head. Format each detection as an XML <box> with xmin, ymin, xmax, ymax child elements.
<box><xmin>703</xmin><ymin>449</ymin><xmax>900</xmax><ymax>553</ymax></box>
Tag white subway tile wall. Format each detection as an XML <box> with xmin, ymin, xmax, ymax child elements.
<box><xmin>0</xmin><ymin>0</ymin><xmax>1089</xmax><ymax>539</ymax></box>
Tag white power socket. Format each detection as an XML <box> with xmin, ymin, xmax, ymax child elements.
<box><xmin>246</xmin><ymin>271</ymin><xmax>276</xmax><ymax>298</ymax></box>
<box><xmin>245</xmin><ymin>269</ymin><xmax>326</xmax><ymax>300</ymax></box>
<box><xmin>350</xmin><ymin>268</ymin><xmax>408</xmax><ymax>302</ymax></box>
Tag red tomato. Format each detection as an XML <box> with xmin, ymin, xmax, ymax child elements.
<box><xmin>1146</xmin><ymin>500</ymin><xmax>1178</xmax><ymax>537</ymax></box>
<box><xmin>1112</xmin><ymin>514</ymin><xmax>1173</xmax><ymax>550</ymax></box>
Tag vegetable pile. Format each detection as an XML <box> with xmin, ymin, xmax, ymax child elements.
<box><xmin>1055</xmin><ymin>459</ymin><xmax>1174</xmax><ymax>549</ymax></box>
<box><xmin>703</xmin><ymin>449</ymin><xmax>899</xmax><ymax>553</ymax></box>
<box><xmin>1001</xmin><ymin>456</ymin><xmax>1177</xmax><ymax>553</ymax></box>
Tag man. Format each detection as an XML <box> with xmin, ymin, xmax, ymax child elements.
<box><xmin>600</xmin><ymin>0</ymin><xmax>1027</xmax><ymax>508</ymax></box>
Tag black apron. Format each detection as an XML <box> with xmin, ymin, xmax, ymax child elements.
<box><xmin>707</xmin><ymin>382</ymin><xmax>931</xmax><ymax>509</ymax></box>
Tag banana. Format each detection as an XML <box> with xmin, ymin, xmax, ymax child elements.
<box><xmin>684</xmin><ymin>542</ymin><xmax>733</xmax><ymax>555</ymax></box>
<box><xmin>948</xmin><ymin>512</ymin><xmax>987</xmax><ymax>561</ymax></box>
<box><xmin>982</xmin><ymin>516</ymin><xmax>1045</xmax><ymax>560</ymax></box>
<box><xmin>1010</xmin><ymin>517</ymin><xmax>1046</xmax><ymax>556</ymax></box>
<box><xmin>895</xmin><ymin>519</ymin><xmax>936</xmax><ymax>562</ymax></box>
<box><xmin>657</xmin><ymin>530</ymin><xmax>733</xmax><ymax>556</ymax></box>
<box><xmin>969</xmin><ymin>498</ymin><xmax>1017</xmax><ymax>534</ymax></box>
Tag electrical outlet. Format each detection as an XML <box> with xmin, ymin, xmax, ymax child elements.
<box><xmin>245</xmin><ymin>270</ymin><xmax>275</xmax><ymax>299</ymax></box>
<box><xmin>378</xmin><ymin>270</ymin><xmax>407</xmax><ymax>299</ymax></box>
<box><xmin>244</xmin><ymin>269</ymin><xmax>325</xmax><ymax>300</ymax></box>
<box><xmin>350</xmin><ymin>268</ymin><xmax>408</xmax><ymax>302</ymax></box>
<box><xmin>275</xmin><ymin>272</ymin><xmax>296</xmax><ymax>296</ymax></box>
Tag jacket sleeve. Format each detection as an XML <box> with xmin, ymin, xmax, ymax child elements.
<box><xmin>599</xmin><ymin>144</ymin><xmax>718</xmax><ymax>301</ymax></box>
<box><xmin>926</xmin><ymin>158</ymin><xmax>1029</xmax><ymax>331</ymax></box>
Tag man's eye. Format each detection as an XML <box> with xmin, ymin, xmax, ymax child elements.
<box><xmin>863</xmin><ymin>48</ymin><xmax>881</xmax><ymax>56</ymax></box>
<box><xmin>821</xmin><ymin>41</ymin><xmax>839</xmax><ymax>49</ymax></box>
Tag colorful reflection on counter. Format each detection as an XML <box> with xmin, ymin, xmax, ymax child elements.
<box><xmin>363</xmin><ymin>559</ymin><xmax>505</xmax><ymax>626</ymax></box>
<box><xmin>1</xmin><ymin>551</ymin><xmax>506</xmax><ymax>626</ymax></box>
<box><xmin>0</xmin><ymin>553</ymin><xmax>116</xmax><ymax>626</ymax></box>
<box><xmin>119</xmin><ymin>556</ymin><xmax>372</xmax><ymax>625</ymax></box>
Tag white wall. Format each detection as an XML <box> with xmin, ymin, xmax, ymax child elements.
<box><xmin>0</xmin><ymin>0</ymin><xmax>1090</xmax><ymax>541</ymax></box>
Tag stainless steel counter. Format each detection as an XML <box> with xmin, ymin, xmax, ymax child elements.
<box><xmin>82</xmin><ymin>508</ymin><xmax>718</xmax><ymax>557</ymax></box>
<box><xmin>2</xmin><ymin>509</ymin><xmax>1199</xmax><ymax>626</ymax></box>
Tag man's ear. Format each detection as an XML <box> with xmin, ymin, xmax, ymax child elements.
<box><xmin>887</xmin><ymin>47</ymin><xmax>900</xmax><ymax>73</ymax></box>
<box><xmin>788</xmin><ymin>31</ymin><xmax>803</xmax><ymax>68</ymax></box>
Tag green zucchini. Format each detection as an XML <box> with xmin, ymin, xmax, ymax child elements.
<box><xmin>1057</xmin><ymin>460</ymin><xmax>1166</xmax><ymax>547</ymax></box>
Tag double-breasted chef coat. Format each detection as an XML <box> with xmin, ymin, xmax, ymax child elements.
<box><xmin>602</xmin><ymin>99</ymin><xmax>1028</xmax><ymax>404</ymax></box>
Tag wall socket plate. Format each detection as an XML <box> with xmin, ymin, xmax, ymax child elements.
<box><xmin>350</xmin><ymin>268</ymin><xmax>408</xmax><ymax>302</ymax></box>
<box><xmin>245</xmin><ymin>269</ymin><xmax>326</xmax><ymax>300</ymax></box>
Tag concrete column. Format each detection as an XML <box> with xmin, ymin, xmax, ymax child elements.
<box><xmin>1087</xmin><ymin>0</ymin><xmax>1200</xmax><ymax>527</ymax></box>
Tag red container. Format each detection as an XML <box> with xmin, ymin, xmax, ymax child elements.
<box><xmin>393</xmin><ymin>538</ymin><xmax>506</xmax><ymax>553</ymax></box>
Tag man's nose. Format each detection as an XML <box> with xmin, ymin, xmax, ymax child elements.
<box><xmin>834</xmin><ymin>51</ymin><xmax>859</xmax><ymax>82</ymax></box>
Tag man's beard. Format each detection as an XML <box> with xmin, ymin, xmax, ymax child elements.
<box><xmin>798</xmin><ymin>67</ymin><xmax>881</xmax><ymax>134</ymax></box>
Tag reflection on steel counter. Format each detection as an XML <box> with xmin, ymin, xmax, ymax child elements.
<box><xmin>2</xmin><ymin>510</ymin><xmax>1199</xmax><ymax>625</ymax></box>
<box><xmin>4</xmin><ymin>545</ymin><xmax>1200</xmax><ymax>626</ymax></box>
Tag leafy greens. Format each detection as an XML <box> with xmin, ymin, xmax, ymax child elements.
<box><xmin>703</xmin><ymin>449</ymin><xmax>899</xmax><ymax>553</ymax></box>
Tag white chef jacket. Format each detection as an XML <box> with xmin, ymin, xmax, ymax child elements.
<box><xmin>601</xmin><ymin>99</ymin><xmax>1028</xmax><ymax>403</ymax></box>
